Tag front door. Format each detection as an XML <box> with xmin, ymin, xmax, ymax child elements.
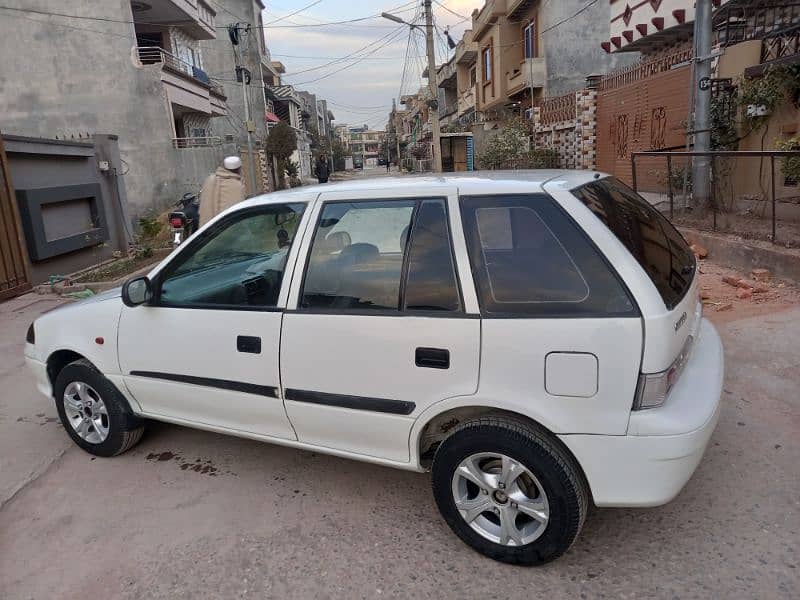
<box><xmin>118</xmin><ymin>202</ymin><xmax>308</xmax><ymax>440</ymax></box>
<box><xmin>280</xmin><ymin>188</ymin><xmax>481</xmax><ymax>463</ymax></box>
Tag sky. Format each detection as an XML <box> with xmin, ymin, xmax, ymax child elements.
<box><xmin>261</xmin><ymin>0</ymin><xmax>478</xmax><ymax>130</ymax></box>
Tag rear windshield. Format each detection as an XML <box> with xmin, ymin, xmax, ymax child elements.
<box><xmin>572</xmin><ymin>177</ymin><xmax>695</xmax><ymax>310</ymax></box>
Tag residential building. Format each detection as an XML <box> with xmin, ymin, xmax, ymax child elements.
<box><xmin>597</xmin><ymin>0</ymin><xmax>800</xmax><ymax>199</ymax></box>
<box><xmin>267</xmin><ymin>85</ymin><xmax>312</xmax><ymax>179</ymax></box>
<box><xmin>469</xmin><ymin>0</ymin><xmax>636</xmax><ymax>117</ymax></box>
<box><xmin>0</xmin><ymin>0</ymin><xmax>239</xmax><ymax>218</ymax></box>
<box><xmin>347</xmin><ymin>126</ymin><xmax>386</xmax><ymax>167</ymax></box>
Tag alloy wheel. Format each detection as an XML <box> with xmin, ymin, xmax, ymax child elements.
<box><xmin>451</xmin><ymin>452</ymin><xmax>549</xmax><ymax>547</ymax></box>
<box><xmin>62</xmin><ymin>381</ymin><xmax>110</xmax><ymax>444</ymax></box>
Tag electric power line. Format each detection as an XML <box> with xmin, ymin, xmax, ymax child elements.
<box><xmin>287</xmin><ymin>26</ymin><xmax>408</xmax><ymax>86</ymax></box>
<box><xmin>264</xmin><ymin>0</ymin><xmax>323</xmax><ymax>25</ymax></box>
<box><xmin>432</xmin><ymin>0</ymin><xmax>470</xmax><ymax>21</ymax></box>
<box><xmin>541</xmin><ymin>0</ymin><xmax>601</xmax><ymax>35</ymax></box>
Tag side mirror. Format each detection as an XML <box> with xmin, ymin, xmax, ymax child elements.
<box><xmin>122</xmin><ymin>276</ymin><xmax>152</xmax><ymax>307</ymax></box>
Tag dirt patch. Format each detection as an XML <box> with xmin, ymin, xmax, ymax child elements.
<box><xmin>75</xmin><ymin>249</ymin><xmax>171</xmax><ymax>283</ymax></box>
<box><xmin>698</xmin><ymin>260</ymin><xmax>800</xmax><ymax>324</ymax></box>
<box><xmin>673</xmin><ymin>207</ymin><xmax>800</xmax><ymax>248</ymax></box>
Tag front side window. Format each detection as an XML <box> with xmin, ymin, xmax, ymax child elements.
<box><xmin>483</xmin><ymin>47</ymin><xmax>492</xmax><ymax>82</ymax></box>
<box><xmin>572</xmin><ymin>177</ymin><xmax>695</xmax><ymax>309</ymax></box>
<box><xmin>158</xmin><ymin>204</ymin><xmax>304</xmax><ymax>308</ymax></box>
<box><xmin>461</xmin><ymin>195</ymin><xmax>636</xmax><ymax>317</ymax></box>
<box><xmin>301</xmin><ymin>198</ymin><xmax>461</xmax><ymax>313</ymax></box>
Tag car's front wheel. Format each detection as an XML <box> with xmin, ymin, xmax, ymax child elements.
<box><xmin>54</xmin><ymin>359</ymin><xmax>145</xmax><ymax>457</ymax></box>
<box><xmin>432</xmin><ymin>415</ymin><xmax>588</xmax><ymax>565</ymax></box>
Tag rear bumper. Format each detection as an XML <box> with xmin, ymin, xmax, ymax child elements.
<box><xmin>559</xmin><ymin>318</ymin><xmax>723</xmax><ymax>507</ymax></box>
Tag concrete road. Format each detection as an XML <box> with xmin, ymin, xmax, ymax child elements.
<box><xmin>1</xmin><ymin>293</ymin><xmax>798</xmax><ymax>599</ymax></box>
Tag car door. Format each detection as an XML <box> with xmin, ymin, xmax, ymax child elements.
<box><xmin>118</xmin><ymin>202</ymin><xmax>309</xmax><ymax>440</ymax></box>
<box><xmin>280</xmin><ymin>187</ymin><xmax>481</xmax><ymax>463</ymax></box>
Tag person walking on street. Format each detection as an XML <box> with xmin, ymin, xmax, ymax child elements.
<box><xmin>316</xmin><ymin>155</ymin><xmax>330</xmax><ymax>184</ymax></box>
<box><xmin>386</xmin><ymin>160</ymin><xmax>391</xmax><ymax>173</ymax></box>
<box><xmin>198</xmin><ymin>156</ymin><xmax>246</xmax><ymax>225</ymax></box>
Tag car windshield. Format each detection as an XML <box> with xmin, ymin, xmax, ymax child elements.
<box><xmin>572</xmin><ymin>177</ymin><xmax>695</xmax><ymax>310</ymax></box>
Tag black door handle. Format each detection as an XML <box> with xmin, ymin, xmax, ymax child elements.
<box><xmin>237</xmin><ymin>335</ymin><xmax>261</xmax><ymax>354</ymax></box>
<box><xmin>415</xmin><ymin>347</ymin><xmax>450</xmax><ymax>369</ymax></box>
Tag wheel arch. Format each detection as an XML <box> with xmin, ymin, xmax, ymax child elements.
<box><xmin>412</xmin><ymin>404</ymin><xmax>592</xmax><ymax>500</ymax></box>
<box><xmin>46</xmin><ymin>349</ymin><xmax>138</xmax><ymax>416</ymax></box>
<box><xmin>46</xmin><ymin>349</ymin><xmax>88</xmax><ymax>386</ymax></box>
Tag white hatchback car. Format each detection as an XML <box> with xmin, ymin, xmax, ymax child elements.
<box><xmin>25</xmin><ymin>172</ymin><xmax>723</xmax><ymax>565</ymax></box>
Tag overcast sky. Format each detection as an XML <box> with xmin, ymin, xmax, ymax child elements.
<box><xmin>261</xmin><ymin>0</ymin><xmax>476</xmax><ymax>129</ymax></box>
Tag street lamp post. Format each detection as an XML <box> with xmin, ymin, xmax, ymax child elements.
<box><xmin>382</xmin><ymin>1</ymin><xmax>442</xmax><ymax>173</ymax></box>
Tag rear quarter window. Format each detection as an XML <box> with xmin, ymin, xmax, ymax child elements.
<box><xmin>572</xmin><ymin>178</ymin><xmax>695</xmax><ymax>310</ymax></box>
<box><xmin>460</xmin><ymin>195</ymin><xmax>637</xmax><ymax>318</ymax></box>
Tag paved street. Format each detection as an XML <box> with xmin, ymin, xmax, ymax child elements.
<box><xmin>1</xmin><ymin>277</ymin><xmax>799</xmax><ymax>599</ymax></box>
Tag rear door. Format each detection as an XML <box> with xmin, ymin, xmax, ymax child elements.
<box><xmin>280</xmin><ymin>187</ymin><xmax>480</xmax><ymax>463</ymax></box>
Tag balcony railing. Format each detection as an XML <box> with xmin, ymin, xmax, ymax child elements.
<box><xmin>760</xmin><ymin>23</ymin><xmax>800</xmax><ymax>64</ymax></box>
<box><xmin>172</xmin><ymin>136</ymin><xmax>222</xmax><ymax>149</ymax></box>
<box><xmin>137</xmin><ymin>46</ymin><xmax>225</xmax><ymax>96</ymax></box>
<box><xmin>439</xmin><ymin>101</ymin><xmax>458</xmax><ymax>118</ymax></box>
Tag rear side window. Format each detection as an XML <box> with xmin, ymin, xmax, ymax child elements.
<box><xmin>572</xmin><ymin>178</ymin><xmax>695</xmax><ymax>310</ymax></box>
<box><xmin>301</xmin><ymin>198</ymin><xmax>461</xmax><ymax>313</ymax></box>
<box><xmin>403</xmin><ymin>200</ymin><xmax>461</xmax><ymax>312</ymax></box>
<box><xmin>461</xmin><ymin>195</ymin><xmax>636</xmax><ymax>317</ymax></box>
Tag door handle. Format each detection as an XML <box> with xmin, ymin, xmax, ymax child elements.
<box><xmin>237</xmin><ymin>335</ymin><xmax>261</xmax><ymax>354</ymax></box>
<box><xmin>415</xmin><ymin>347</ymin><xmax>450</xmax><ymax>369</ymax></box>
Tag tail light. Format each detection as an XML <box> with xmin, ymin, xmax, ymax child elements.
<box><xmin>633</xmin><ymin>336</ymin><xmax>694</xmax><ymax>410</ymax></box>
<box><xmin>170</xmin><ymin>217</ymin><xmax>184</xmax><ymax>228</ymax></box>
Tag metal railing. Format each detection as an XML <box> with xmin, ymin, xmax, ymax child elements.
<box><xmin>172</xmin><ymin>136</ymin><xmax>222</xmax><ymax>149</ymax></box>
<box><xmin>137</xmin><ymin>46</ymin><xmax>224</xmax><ymax>96</ymax></box>
<box><xmin>438</xmin><ymin>101</ymin><xmax>458</xmax><ymax>118</ymax></box>
<box><xmin>631</xmin><ymin>150</ymin><xmax>800</xmax><ymax>245</ymax></box>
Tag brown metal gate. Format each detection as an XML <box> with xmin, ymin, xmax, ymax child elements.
<box><xmin>0</xmin><ymin>132</ymin><xmax>32</xmax><ymax>301</ymax></box>
<box><xmin>596</xmin><ymin>49</ymin><xmax>692</xmax><ymax>189</ymax></box>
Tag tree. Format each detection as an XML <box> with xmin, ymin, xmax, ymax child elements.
<box><xmin>331</xmin><ymin>137</ymin><xmax>347</xmax><ymax>170</ymax></box>
<box><xmin>265</xmin><ymin>121</ymin><xmax>297</xmax><ymax>190</ymax></box>
<box><xmin>479</xmin><ymin>117</ymin><xmax>531</xmax><ymax>169</ymax></box>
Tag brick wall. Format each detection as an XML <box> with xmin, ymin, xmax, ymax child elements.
<box><xmin>531</xmin><ymin>88</ymin><xmax>598</xmax><ymax>170</ymax></box>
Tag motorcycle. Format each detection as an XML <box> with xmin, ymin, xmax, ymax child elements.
<box><xmin>168</xmin><ymin>192</ymin><xmax>200</xmax><ymax>247</ymax></box>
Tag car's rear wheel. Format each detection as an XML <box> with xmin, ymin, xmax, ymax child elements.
<box><xmin>432</xmin><ymin>415</ymin><xmax>588</xmax><ymax>565</ymax></box>
<box><xmin>54</xmin><ymin>359</ymin><xmax>145</xmax><ymax>457</ymax></box>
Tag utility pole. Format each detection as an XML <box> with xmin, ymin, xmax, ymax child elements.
<box><xmin>424</xmin><ymin>0</ymin><xmax>443</xmax><ymax>173</ymax></box>
<box><xmin>692</xmin><ymin>0</ymin><xmax>712</xmax><ymax>207</ymax></box>
<box><xmin>229</xmin><ymin>23</ymin><xmax>259</xmax><ymax>195</ymax></box>
<box><xmin>392</xmin><ymin>98</ymin><xmax>402</xmax><ymax>170</ymax></box>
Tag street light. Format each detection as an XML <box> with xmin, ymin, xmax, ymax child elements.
<box><xmin>382</xmin><ymin>2</ymin><xmax>442</xmax><ymax>173</ymax></box>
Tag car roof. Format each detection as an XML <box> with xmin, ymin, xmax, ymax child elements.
<box><xmin>237</xmin><ymin>170</ymin><xmax>607</xmax><ymax>208</ymax></box>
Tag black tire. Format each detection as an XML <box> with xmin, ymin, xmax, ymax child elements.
<box><xmin>432</xmin><ymin>415</ymin><xmax>588</xmax><ymax>566</ymax></box>
<box><xmin>53</xmin><ymin>359</ymin><xmax>145</xmax><ymax>457</ymax></box>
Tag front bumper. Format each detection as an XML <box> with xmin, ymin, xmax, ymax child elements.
<box><xmin>25</xmin><ymin>350</ymin><xmax>52</xmax><ymax>400</ymax></box>
<box><xmin>559</xmin><ymin>318</ymin><xmax>724</xmax><ymax>507</ymax></box>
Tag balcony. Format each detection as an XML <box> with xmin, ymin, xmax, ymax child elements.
<box><xmin>458</xmin><ymin>89</ymin><xmax>476</xmax><ymax>115</ymax></box>
<box><xmin>506</xmin><ymin>57</ymin><xmax>546</xmax><ymax>97</ymax></box>
<box><xmin>130</xmin><ymin>0</ymin><xmax>216</xmax><ymax>40</ymax></box>
<box><xmin>472</xmin><ymin>0</ymin><xmax>506</xmax><ymax>39</ymax></box>
<box><xmin>437</xmin><ymin>60</ymin><xmax>457</xmax><ymax>88</ymax></box>
<box><xmin>455</xmin><ymin>29</ymin><xmax>478</xmax><ymax>65</ymax></box>
<box><xmin>172</xmin><ymin>136</ymin><xmax>222</xmax><ymax>149</ymax></box>
<box><xmin>137</xmin><ymin>47</ymin><xmax>226</xmax><ymax>117</ymax></box>
<box><xmin>507</xmin><ymin>0</ymin><xmax>536</xmax><ymax>20</ymax></box>
<box><xmin>438</xmin><ymin>101</ymin><xmax>458</xmax><ymax>119</ymax></box>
